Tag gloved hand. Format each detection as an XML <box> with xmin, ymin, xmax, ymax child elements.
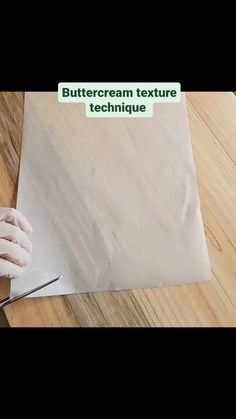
<box><xmin>0</xmin><ymin>207</ymin><xmax>33</xmax><ymax>279</ymax></box>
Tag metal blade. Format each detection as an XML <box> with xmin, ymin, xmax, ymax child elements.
<box><xmin>0</xmin><ymin>275</ymin><xmax>62</xmax><ymax>308</ymax></box>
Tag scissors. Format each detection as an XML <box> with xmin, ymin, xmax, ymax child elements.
<box><xmin>0</xmin><ymin>275</ymin><xmax>62</xmax><ymax>309</ymax></box>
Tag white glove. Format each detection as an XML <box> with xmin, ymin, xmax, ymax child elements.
<box><xmin>0</xmin><ymin>208</ymin><xmax>33</xmax><ymax>279</ymax></box>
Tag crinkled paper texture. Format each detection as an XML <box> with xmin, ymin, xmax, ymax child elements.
<box><xmin>11</xmin><ymin>93</ymin><xmax>210</xmax><ymax>297</ymax></box>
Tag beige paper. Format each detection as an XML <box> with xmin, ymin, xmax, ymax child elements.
<box><xmin>11</xmin><ymin>93</ymin><xmax>210</xmax><ymax>297</ymax></box>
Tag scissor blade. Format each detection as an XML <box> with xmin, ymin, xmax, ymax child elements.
<box><xmin>0</xmin><ymin>275</ymin><xmax>62</xmax><ymax>308</ymax></box>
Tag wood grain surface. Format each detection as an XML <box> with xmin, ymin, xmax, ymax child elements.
<box><xmin>0</xmin><ymin>92</ymin><xmax>236</xmax><ymax>327</ymax></box>
<box><xmin>0</xmin><ymin>92</ymin><xmax>23</xmax><ymax>303</ymax></box>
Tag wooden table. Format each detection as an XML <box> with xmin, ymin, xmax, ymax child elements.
<box><xmin>0</xmin><ymin>92</ymin><xmax>236</xmax><ymax>327</ymax></box>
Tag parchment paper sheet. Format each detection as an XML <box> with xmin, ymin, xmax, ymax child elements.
<box><xmin>11</xmin><ymin>93</ymin><xmax>210</xmax><ymax>297</ymax></box>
